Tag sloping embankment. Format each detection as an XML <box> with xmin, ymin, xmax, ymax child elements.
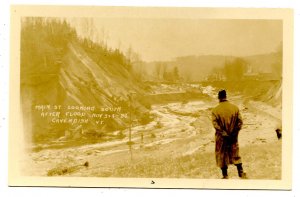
<box><xmin>201</xmin><ymin>80</ymin><xmax>282</xmax><ymax>107</ymax></box>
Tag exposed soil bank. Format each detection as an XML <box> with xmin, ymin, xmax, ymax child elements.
<box><xmin>22</xmin><ymin>94</ymin><xmax>281</xmax><ymax>179</ymax></box>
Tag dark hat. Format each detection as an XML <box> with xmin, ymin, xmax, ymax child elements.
<box><xmin>218</xmin><ymin>89</ymin><xmax>227</xmax><ymax>100</ymax></box>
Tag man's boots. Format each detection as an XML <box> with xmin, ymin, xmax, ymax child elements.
<box><xmin>236</xmin><ymin>163</ymin><xmax>247</xmax><ymax>179</ymax></box>
<box><xmin>221</xmin><ymin>166</ymin><xmax>228</xmax><ymax>179</ymax></box>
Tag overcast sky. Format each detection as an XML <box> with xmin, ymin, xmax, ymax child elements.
<box><xmin>72</xmin><ymin>18</ymin><xmax>282</xmax><ymax>62</ymax></box>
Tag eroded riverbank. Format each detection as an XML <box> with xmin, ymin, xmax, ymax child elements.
<box><xmin>22</xmin><ymin>94</ymin><xmax>281</xmax><ymax>179</ymax></box>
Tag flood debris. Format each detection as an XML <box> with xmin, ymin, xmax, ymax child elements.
<box><xmin>47</xmin><ymin>161</ymin><xmax>89</xmax><ymax>176</ymax></box>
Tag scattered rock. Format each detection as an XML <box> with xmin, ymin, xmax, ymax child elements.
<box><xmin>150</xmin><ymin>133</ymin><xmax>156</xmax><ymax>138</ymax></box>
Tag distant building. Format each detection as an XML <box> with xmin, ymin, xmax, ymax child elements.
<box><xmin>257</xmin><ymin>72</ymin><xmax>279</xmax><ymax>81</ymax></box>
<box><xmin>243</xmin><ymin>72</ymin><xmax>259</xmax><ymax>80</ymax></box>
<box><xmin>243</xmin><ymin>72</ymin><xmax>279</xmax><ymax>81</ymax></box>
<box><xmin>206</xmin><ymin>72</ymin><xmax>226</xmax><ymax>81</ymax></box>
<box><xmin>243</xmin><ymin>65</ymin><xmax>279</xmax><ymax>81</ymax></box>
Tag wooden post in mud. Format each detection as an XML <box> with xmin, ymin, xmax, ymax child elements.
<box><xmin>129</xmin><ymin>94</ymin><xmax>133</xmax><ymax>161</ymax></box>
<box><xmin>129</xmin><ymin>94</ymin><xmax>132</xmax><ymax>143</ymax></box>
<box><xmin>127</xmin><ymin>92</ymin><xmax>135</xmax><ymax>161</ymax></box>
<box><xmin>141</xmin><ymin>132</ymin><xmax>144</xmax><ymax>144</ymax></box>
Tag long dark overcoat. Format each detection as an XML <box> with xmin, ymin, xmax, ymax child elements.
<box><xmin>212</xmin><ymin>100</ymin><xmax>243</xmax><ymax>168</ymax></box>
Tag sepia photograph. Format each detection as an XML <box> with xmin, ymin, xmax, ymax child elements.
<box><xmin>9</xmin><ymin>5</ymin><xmax>293</xmax><ymax>189</ymax></box>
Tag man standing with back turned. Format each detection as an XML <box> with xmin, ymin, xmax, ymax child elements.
<box><xmin>212</xmin><ymin>90</ymin><xmax>247</xmax><ymax>179</ymax></box>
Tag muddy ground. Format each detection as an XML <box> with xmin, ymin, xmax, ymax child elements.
<box><xmin>22</xmin><ymin>86</ymin><xmax>282</xmax><ymax>179</ymax></box>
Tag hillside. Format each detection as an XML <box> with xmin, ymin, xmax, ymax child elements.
<box><xmin>143</xmin><ymin>55</ymin><xmax>227</xmax><ymax>81</ymax></box>
<box><xmin>142</xmin><ymin>52</ymin><xmax>281</xmax><ymax>81</ymax></box>
<box><xmin>19</xmin><ymin>18</ymin><xmax>283</xmax><ymax>181</ymax></box>
<box><xmin>21</xmin><ymin>18</ymin><xmax>149</xmax><ymax>144</ymax></box>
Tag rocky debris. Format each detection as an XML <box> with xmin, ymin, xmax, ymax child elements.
<box><xmin>47</xmin><ymin>161</ymin><xmax>89</xmax><ymax>176</ymax></box>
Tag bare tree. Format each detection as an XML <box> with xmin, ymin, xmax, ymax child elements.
<box><xmin>224</xmin><ymin>58</ymin><xmax>247</xmax><ymax>81</ymax></box>
<box><xmin>155</xmin><ymin>63</ymin><xmax>162</xmax><ymax>79</ymax></box>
